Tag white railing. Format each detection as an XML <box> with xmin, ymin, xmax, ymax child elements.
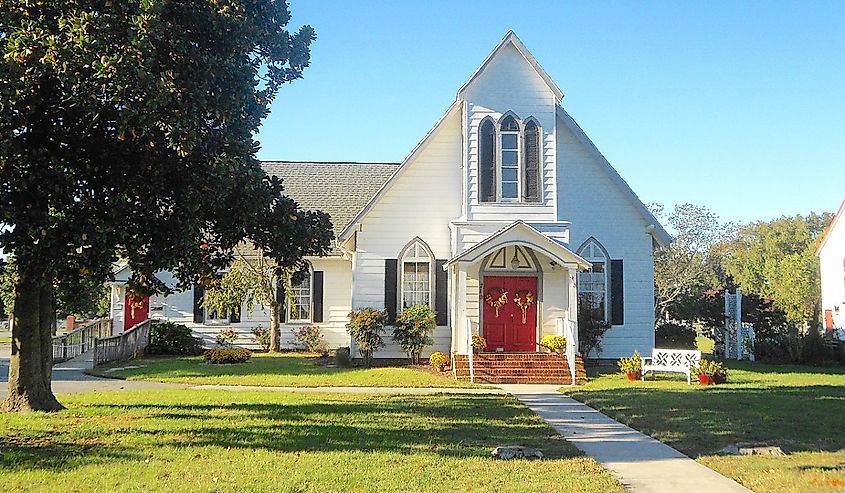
<box><xmin>94</xmin><ymin>319</ymin><xmax>150</xmax><ymax>366</ymax></box>
<box><xmin>557</xmin><ymin>317</ymin><xmax>578</xmax><ymax>386</ymax></box>
<box><xmin>51</xmin><ymin>318</ymin><xmax>113</xmax><ymax>363</ymax></box>
<box><xmin>465</xmin><ymin>318</ymin><xmax>475</xmax><ymax>384</ymax></box>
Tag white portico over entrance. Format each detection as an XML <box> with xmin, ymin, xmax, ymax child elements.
<box><xmin>445</xmin><ymin>221</ymin><xmax>591</xmax><ymax>360</ymax></box>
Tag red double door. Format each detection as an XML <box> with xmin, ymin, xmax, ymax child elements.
<box><xmin>482</xmin><ymin>276</ymin><xmax>538</xmax><ymax>352</ymax></box>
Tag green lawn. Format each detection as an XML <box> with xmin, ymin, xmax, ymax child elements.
<box><xmin>0</xmin><ymin>336</ymin><xmax>11</xmax><ymax>344</ymax></box>
<box><xmin>0</xmin><ymin>389</ymin><xmax>622</xmax><ymax>492</ymax></box>
<box><xmin>90</xmin><ymin>352</ymin><xmax>482</xmax><ymax>388</ymax></box>
<box><xmin>567</xmin><ymin>362</ymin><xmax>845</xmax><ymax>493</ymax></box>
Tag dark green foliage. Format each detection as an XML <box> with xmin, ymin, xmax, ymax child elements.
<box><xmin>0</xmin><ymin>0</ymin><xmax>330</xmax><ymax>409</ymax></box>
<box><xmin>148</xmin><ymin>321</ymin><xmax>203</xmax><ymax>355</ymax></box>
<box><xmin>204</xmin><ymin>348</ymin><xmax>252</xmax><ymax>364</ymax></box>
<box><xmin>655</xmin><ymin>322</ymin><xmax>697</xmax><ymax>349</ymax></box>
<box><xmin>578</xmin><ymin>294</ymin><xmax>612</xmax><ymax>360</ymax></box>
<box><xmin>393</xmin><ymin>304</ymin><xmax>436</xmax><ymax>364</ymax></box>
<box><xmin>346</xmin><ymin>308</ymin><xmax>388</xmax><ymax>367</ymax></box>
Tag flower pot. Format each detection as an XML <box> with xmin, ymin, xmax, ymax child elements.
<box><xmin>699</xmin><ymin>374</ymin><xmax>714</xmax><ymax>385</ymax></box>
<box><xmin>713</xmin><ymin>373</ymin><xmax>727</xmax><ymax>385</ymax></box>
<box><xmin>626</xmin><ymin>371</ymin><xmax>641</xmax><ymax>381</ymax></box>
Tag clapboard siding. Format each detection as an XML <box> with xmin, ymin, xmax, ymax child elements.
<box><xmin>556</xmin><ymin>116</ymin><xmax>657</xmax><ymax>359</ymax></box>
<box><xmin>818</xmin><ymin>203</ymin><xmax>845</xmax><ymax>336</ymax></box>
<box><xmin>115</xmin><ymin>258</ymin><xmax>353</xmax><ymax>350</ymax></box>
<box><xmin>463</xmin><ymin>42</ymin><xmax>557</xmax><ymax>222</ymax></box>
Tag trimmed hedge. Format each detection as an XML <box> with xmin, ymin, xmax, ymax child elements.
<box><xmin>148</xmin><ymin>321</ymin><xmax>203</xmax><ymax>355</ymax></box>
<box><xmin>204</xmin><ymin>348</ymin><xmax>252</xmax><ymax>364</ymax></box>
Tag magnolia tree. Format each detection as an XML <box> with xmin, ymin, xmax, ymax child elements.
<box><xmin>0</xmin><ymin>1</ymin><xmax>331</xmax><ymax>411</ymax></box>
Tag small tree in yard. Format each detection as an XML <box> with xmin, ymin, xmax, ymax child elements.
<box><xmin>393</xmin><ymin>304</ymin><xmax>436</xmax><ymax>364</ymax></box>
<box><xmin>202</xmin><ymin>248</ymin><xmax>311</xmax><ymax>352</ymax></box>
<box><xmin>0</xmin><ymin>2</ymin><xmax>330</xmax><ymax>411</ymax></box>
<box><xmin>347</xmin><ymin>308</ymin><xmax>388</xmax><ymax>367</ymax></box>
<box><xmin>578</xmin><ymin>293</ymin><xmax>612</xmax><ymax>360</ymax></box>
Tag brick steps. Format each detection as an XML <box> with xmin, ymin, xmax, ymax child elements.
<box><xmin>452</xmin><ymin>353</ymin><xmax>588</xmax><ymax>385</ymax></box>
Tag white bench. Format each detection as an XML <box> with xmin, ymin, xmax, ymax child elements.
<box><xmin>641</xmin><ymin>348</ymin><xmax>702</xmax><ymax>384</ymax></box>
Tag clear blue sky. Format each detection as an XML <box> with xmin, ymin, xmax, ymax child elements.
<box><xmin>256</xmin><ymin>0</ymin><xmax>845</xmax><ymax>225</ymax></box>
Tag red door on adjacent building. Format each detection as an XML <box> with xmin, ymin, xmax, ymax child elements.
<box><xmin>124</xmin><ymin>295</ymin><xmax>150</xmax><ymax>331</ymax></box>
<box><xmin>482</xmin><ymin>276</ymin><xmax>538</xmax><ymax>352</ymax></box>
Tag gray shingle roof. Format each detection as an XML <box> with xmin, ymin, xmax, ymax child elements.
<box><xmin>262</xmin><ymin>161</ymin><xmax>399</xmax><ymax>254</ymax></box>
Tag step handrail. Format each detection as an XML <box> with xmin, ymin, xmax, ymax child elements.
<box><xmin>465</xmin><ymin>318</ymin><xmax>475</xmax><ymax>384</ymax></box>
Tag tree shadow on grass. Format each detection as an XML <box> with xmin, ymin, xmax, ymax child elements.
<box><xmin>570</xmin><ymin>384</ymin><xmax>845</xmax><ymax>457</ymax></box>
<box><xmin>0</xmin><ymin>394</ymin><xmax>578</xmax><ymax>473</ymax></box>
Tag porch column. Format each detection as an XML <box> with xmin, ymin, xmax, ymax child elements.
<box><xmin>456</xmin><ymin>265</ymin><xmax>470</xmax><ymax>355</ymax></box>
<box><xmin>567</xmin><ymin>267</ymin><xmax>579</xmax><ymax>351</ymax></box>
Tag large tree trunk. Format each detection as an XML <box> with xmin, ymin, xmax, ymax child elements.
<box><xmin>269</xmin><ymin>302</ymin><xmax>280</xmax><ymax>352</ymax></box>
<box><xmin>3</xmin><ymin>267</ymin><xmax>64</xmax><ymax>412</ymax></box>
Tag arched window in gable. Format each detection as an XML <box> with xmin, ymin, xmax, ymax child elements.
<box><xmin>523</xmin><ymin>119</ymin><xmax>541</xmax><ymax>202</ymax></box>
<box><xmin>499</xmin><ymin>114</ymin><xmax>520</xmax><ymax>201</ymax></box>
<box><xmin>399</xmin><ymin>239</ymin><xmax>434</xmax><ymax>309</ymax></box>
<box><xmin>479</xmin><ymin>118</ymin><xmax>496</xmax><ymax>203</ymax></box>
<box><xmin>576</xmin><ymin>238</ymin><xmax>609</xmax><ymax>322</ymax></box>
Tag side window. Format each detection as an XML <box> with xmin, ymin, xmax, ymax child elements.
<box><xmin>287</xmin><ymin>272</ymin><xmax>312</xmax><ymax>322</ymax></box>
<box><xmin>399</xmin><ymin>239</ymin><xmax>434</xmax><ymax>309</ymax></box>
<box><xmin>577</xmin><ymin>239</ymin><xmax>609</xmax><ymax>322</ymax></box>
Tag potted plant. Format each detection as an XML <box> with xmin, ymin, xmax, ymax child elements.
<box><xmin>471</xmin><ymin>335</ymin><xmax>487</xmax><ymax>353</ymax></box>
<box><xmin>617</xmin><ymin>351</ymin><xmax>642</xmax><ymax>381</ymax></box>
<box><xmin>692</xmin><ymin>359</ymin><xmax>727</xmax><ymax>385</ymax></box>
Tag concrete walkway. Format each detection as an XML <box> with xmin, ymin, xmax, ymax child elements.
<box><xmin>500</xmin><ymin>385</ymin><xmax>752</xmax><ymax>493</ymax></box>
<box><xmin>0</xmin><ymin>345</ymin><xmax>179</xmax><ymax>397</ymax></box>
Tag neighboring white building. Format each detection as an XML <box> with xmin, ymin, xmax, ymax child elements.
<box><xmin>817</xmin><ymin>199</ymin><xmax>845</xmax><ymax>339</ymax></box>
<box><xmin>110</xmin><ymin>32</ymin><xmax>670</xmax><ymax>360</ymax></box>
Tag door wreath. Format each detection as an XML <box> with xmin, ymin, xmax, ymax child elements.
<box><xmin>513</xmin><ymin>289</ymin><xmax>535</xmax><ymax>324</ymax></box>
<box><xmin>484</xmin><ymin>287</ymin><xmax>508</xmax><ymax>317</ymax></box>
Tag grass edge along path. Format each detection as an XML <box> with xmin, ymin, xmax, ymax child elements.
<box><xmin>566</xmin><ymin>362</ymin><xmax>845</xmax><ymax>493</ymax></box>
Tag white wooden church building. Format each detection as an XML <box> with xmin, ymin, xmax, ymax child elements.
<box><xmin>110</xmin><ymin>32</ymin><xmax>670</xmax><ymax>363</ymax></box>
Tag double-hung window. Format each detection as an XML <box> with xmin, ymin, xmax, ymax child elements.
<box><xmin>288</xmin><ymin>274</ymin><xmax>312</xmax><ymax>322</ymax></box>
<box><xmin>400</xmin><ymin>240</ymin><xmax>433</xmax><ymax>309</ymax></box>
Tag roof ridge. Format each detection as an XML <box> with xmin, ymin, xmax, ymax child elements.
<box><xmin>261</xmin><ymin>160</ymin><xmax>400</xmax><ymax>165</ymax></box>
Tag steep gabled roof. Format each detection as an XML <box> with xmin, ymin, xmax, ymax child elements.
<box><xmin>457</xmin><ymin>31</ymin><xmax>564</xmax><ymax>102</ymax></box>
<box><xmin>336</xmin><ymin>101</ymin><xmax>462</xmax><ymax>242</ymax></box>
<box><xmin>446</xmin><ymin>221</ymin><xmax>591</xmax><ymax>270</ymax></box>
<box><xmin>815</xmin><ymin>199</ymin><xmax>845</xmax><ymax>256</ymax></box>
<box><xmin>263</xmin><ymin>161</ymin><xmax>398</xmax><ymax>253</ymax></box>
<box><xmin>556</xmin><ymin>107</ymin><xmax>672</xmax><ymax>247</ymax></box>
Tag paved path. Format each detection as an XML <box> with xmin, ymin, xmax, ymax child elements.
<box><xmin>500</xmin><ymin>385</ymin><xmax>752</xmax><ymax>493</ymax></box>
<box><xmin>191</xmin><ymin>384</ymin><xmax>506</xmax><ymax>394</ymax></box>
<box><xmin>0</xmin><ymin>345</ymin><xmax>178</xmax><ymax>397</ymax></box>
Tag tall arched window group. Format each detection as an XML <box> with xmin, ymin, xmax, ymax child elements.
<box><xmin>479</xmin><ymin>113</ymin><xmax>542</xmax><ymax>203</ymax></box>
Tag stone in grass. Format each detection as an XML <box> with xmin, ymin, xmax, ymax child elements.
<box><xmin>719</xmin><ymin>443</ymin><xmax>787</xmax><ymax>456</ymax></box>
<box><xmin>491</xmin><ymin>445</ymin><xmax>544</xmax><ymax>460</ymax></box>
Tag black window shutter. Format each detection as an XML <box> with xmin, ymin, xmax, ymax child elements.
<box><xmin>276</xmin><ymin>279</ymin><xmax>287</xmax><ymax>323</ymax></box>
<box><xmin>312</xmin><ymin>271</ymin><xmax>324</xmax><ymax>323</ymax></box>
<box><xmin>434</xmin><ymin>260</ymin><xmax>448</xmax><ymax>326</ymax></box>
<box><xmin>193</xmin><ymin>285</ymin><xmax>205</xmax><ymax>324</ymax></box>
<box><xmin>524</xmin><ymin>122</ymin><xmax>540</xmax><ymax>202</ymax></box>
<box><xmin>384</xmin><ymin>259</ymin><xmax>398</xmax><ymax>324</ymax></box>
<box><xmin>229</xmin><ymin>306</ymin><xmax>241</xmax><ymax>323</ymax></box>
<box><xmin>610</xmin><ymin>260</ymin><xmax>624</xmax><ymax>326</ymax></box>
<box><xmin>479</xmin><ymin>120</ymin><xmax>496</xmax><ymax>202</ymax></box>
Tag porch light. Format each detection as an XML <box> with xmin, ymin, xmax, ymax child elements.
<box><xmin>510</xmin><ymin>249</ymin><xmax>520</xmax><ymax>270</ymax></box>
